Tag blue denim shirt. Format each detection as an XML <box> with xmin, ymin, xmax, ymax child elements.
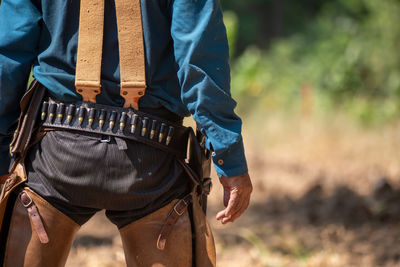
<box><xmin>0</xmin><ymin>0</ymin><xmax>248</xmax><ymax>177</ymax></box>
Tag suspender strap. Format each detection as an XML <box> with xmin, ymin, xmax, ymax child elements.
<box><xmin>75</xmin><ymin>0</ymin><xmax>147</xmax><ymax>110</ymax></box>
<box><xmin>115</xmin><ymin>0</ymin><xmax>147</xmax><ymax>110</ymax></box>
<box><xmin>75</xmin><ymin>0</ymin><xmax>105</xmax><ymax>103</ymax></box>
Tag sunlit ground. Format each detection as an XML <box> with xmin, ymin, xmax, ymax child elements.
<box><xmin>66</xmin><ymin>113</ymin><xmax>400</xmax><ymax>267</ymax></box>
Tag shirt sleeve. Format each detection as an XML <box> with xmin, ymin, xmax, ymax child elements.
<box><xmin>170</xmin><ymin>0</ymin><xmax>248</xmax><ymax>177</ymax></box>
<box><xmin>0</xmin><ymin>0</ymin><xmax>42</xmax><ymax>175</ymax></box>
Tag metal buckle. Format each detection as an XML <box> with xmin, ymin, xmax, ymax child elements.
<box><xmin>173</xmin><ymin>199</ymin><xmax>188</xmax><ymax>216</ymax></box>
<box><xmin>100</xmin><ymin>135</ymin><xmax>112</xmax><ymax>143</ymax></box>
<box><xmin>19</xmin><ymin>190</ymin><xmax>33</xmax><ymax>208</ymax></box>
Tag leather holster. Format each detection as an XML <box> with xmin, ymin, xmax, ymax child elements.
<box><xmin>178</xmin><ymin>128</ymin><xmax>216</xmax><ymax>267</ymax></box>
<box><xmin>0</xmin><ymin>80</ymin><xmax>47</xmax><ymax>259</ymax></box>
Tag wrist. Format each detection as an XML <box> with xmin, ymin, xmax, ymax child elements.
<box><xmin>219</xmin><ymin>173</ymin><xmax>251</xmax><ymax>186</ymax></box>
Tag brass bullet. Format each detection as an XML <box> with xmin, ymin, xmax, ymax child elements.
<box><xmin>88</xmin><ymin>108</ymin><xmax>96</xmax><ymax>128</ymax></box>
<box><xmin>141</xmin><ymin>117</ymin><xmax>149</xmax><ymax>137</ymax></box>
<box><xmin>41</xmin><ymin>102</ymin><xmax>49</xmax><ymax>121</ymax></box>
<box><xmin>150</xmin><ymin>120</ymin><xmax>157</xmax><ymax>140</ymax></box>
<box><xmin>109</xmin><ymin>111</ymin><xmax>117</xmax><ymax>130</ymax></box>
<box><xmin>49</xmin><ymin>103</ymin><xmax>57</xmax><ymax>123</ymax></box>
<box><xmin>56</xmin><ymin>103</ymin><xmax>65</xmax><ymax>123</ymax></box>
<box><xmin>99</xmin><ymin>109</ymin><xmax>106</xmax><ymax>129</ymax></box>
<box><xmin>66</xmin><ymin>104</ymin><xmax>75</xmax><ymax>125</ymax></box>
<box><xmin>119</xmin><ymin>112</ymin><xmax>127</xmax><ymax>131</ymax></box>
<box><xmin>166</xmin><ymin>126</ymin><xmax>174</xmax><ymax>146</ymax></box>
<box><xmin>130</xmin><ymin>114</ymin><xmax>139</xmax><ymax>134</ymax></box>
<box><xmin>158</xmin><ymin>123</ymin><xmax>167</xmax><ymax>143</ymax></box>
<box><xmin>78</xmin><ymin>107</ymin><xmax>85</xmax><ymax>126</ymax></box>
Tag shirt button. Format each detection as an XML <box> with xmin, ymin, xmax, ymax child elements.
<box><xmin>217</xmin><ymin>159</ymin><xmax>224</xmax><ymax>165</ymax></box>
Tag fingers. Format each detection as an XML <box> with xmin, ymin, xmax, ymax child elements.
<box><xmin>229</xmin><ymin>196</ymin><xmax>250</xmax><ymax>222</ymax></box>
<box><xmin>216</xmin><ymin>189</ymin><xmax>238</xmax><ymax>222</ymax></box>
<box><xmin>223</xmin><ymin>188</ymin><xmax>239</xmax><ymax>216</ymax></box>
<box><xmin>216</xmin><ymin>210</ymin><xmax>227</xmax><ymax>221</ymax></box>
<box><xmin>221</xmin><ymin>188</ymin><xmax>250</xmax><ymax>224</ymax></box>
<box><xmin>222</xmin><ymin>196</ymin><xmax>244</xmax><ymax>224</ymax></box>
<box><xmin>216</xmin><ymin>188</ymin><xmax>245</xmax><ymax>224</ymax></box>
<box><xmin>216</xmin><ymin>173</ymin><xmax>253</xmax><ymax>224</ymax></box>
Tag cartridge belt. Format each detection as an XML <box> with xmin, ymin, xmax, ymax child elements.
<box><xmin>39</xmin><ymin>98</ymin><xmax>190</xmax><ymax>158</ymax></box>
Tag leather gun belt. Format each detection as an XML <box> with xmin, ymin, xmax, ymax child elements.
<box><xmin>39</xmin><ymin>97</ymin><xmax>189</xmax><ymax>159</ymax></box>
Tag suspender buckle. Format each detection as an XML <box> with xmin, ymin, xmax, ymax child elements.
<box><xmin>75</xmin><ymin>81</ymin><xmax>101</xmax><ymax>103</ymax></box>
<box><xmin>120</xmin><ymin>81</ymin><xmax>146</xmax><ymax>110</ymax></box>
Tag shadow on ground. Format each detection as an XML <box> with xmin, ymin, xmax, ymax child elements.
<box><xmin>213</xmin><ymin>178</ymin><xmax>400</xmax><ymax>267</ymax></box>
<box><xmin>73</xmin><ymin>235</ymin><xmax>114</xmax><ymax>248</ymax></box>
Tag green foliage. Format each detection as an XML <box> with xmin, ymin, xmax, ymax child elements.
<box><xmin>223</xmin><ymin>11</ymin><xmax>238</xmax><ymax>59</ymax></box>
<box><xmin>224</xmin><ymin>0</ymin><xmax>400</xmax><ymax>125</ymax></box>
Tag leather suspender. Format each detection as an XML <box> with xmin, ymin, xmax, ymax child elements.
<box><xmin>75</xmin><ymin>0</ymin><xmax>146</xmax><ymax>110</ymax></box>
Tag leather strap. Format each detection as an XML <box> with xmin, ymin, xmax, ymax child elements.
<box><xmin>19</xmin><ymin>190</ymin><xmax>49</xmax><ymax>244</ymax></box>
<box><xmin>0</xmin><ymin>174</ymin><xmax>9</xmax><ymax>185</ymax></box>
<box><xmin>115</xmin><ymin>0</ymin><xmax>146</xmax><ymax>109</ymax></box>
<box><xmin>157</xmin><ymin>194</ymin><xmax>192</xmax><ymax>250</ymax></box>
<box><xmin>75</xmin><ymin>0</ymin><xmax>147</xmax><ymax>109</ymax></box>
<box><xmin>75</xmin><ymin>0</ymin><xmax>105</xmax><ymax>102</ymax></box>
<box><xmin>0</xmin><ymin>173</ymin><xmax>17</xmax><ymax>202</ymax></box>
<box><xmin>10</xmin><ymin>80</ymin><xmax>46</xmax><ymax>156</ymax></box>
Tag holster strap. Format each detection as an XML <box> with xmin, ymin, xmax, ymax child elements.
<box><xmin>19</xmin><ymin>190</ymin><xmax>49</xmax><ymax>244</ymax></box>
<box><xmin>157</xmin><ymin>194</ymin><xmax>192</xmax><ymax>250</ymax></box>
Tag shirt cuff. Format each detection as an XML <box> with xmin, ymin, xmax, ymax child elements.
<box><xmin>212</xmin><ymin>138</ymin><xmax>248</xmax><ymax>178</ymax></box>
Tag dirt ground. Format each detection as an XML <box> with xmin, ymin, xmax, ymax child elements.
<box><xmin>65</xmin><ymin>115</ymin><xmax>400</xmax><ymax>267</ymax></box>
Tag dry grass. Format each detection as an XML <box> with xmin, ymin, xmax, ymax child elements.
<box><xmin>66</xmin><ymin>114</ymin><xmax>400</xmax><ymax>267</ymax></box>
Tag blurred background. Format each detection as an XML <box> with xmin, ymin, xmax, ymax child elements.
<box><xmin>66</xmin><ymin>0</ymin><xmax>400</xmax><ymax>266</ymax></box>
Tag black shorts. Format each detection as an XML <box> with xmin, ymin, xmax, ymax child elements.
<box><xmin>25</xmin><ymin>129</ymin><xmax>190</xmax><ymax>228</ymax></box>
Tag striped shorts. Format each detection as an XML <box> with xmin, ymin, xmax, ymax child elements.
<box><xmin>25</xmin><ymin>126</ymin><xmax>190</xmax><ymax>228</ymax></box>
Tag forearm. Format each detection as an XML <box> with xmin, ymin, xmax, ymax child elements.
<box><xmin>171</xmin><ymin>0</ymin><xmax>248</xmax><ymax>177</ymax></box>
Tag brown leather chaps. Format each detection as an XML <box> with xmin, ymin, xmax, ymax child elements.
<box><xmin>2</xmin><ymin>188</ymin><xmax>79</xmax><ymax>267</ymax></box>
<box><xmin>119</xmin><ymin>199</ymin><xmax>192</xmax><ymax>267</ymax></box>
<box><xmin>1</xmin><ymin>188</ymin><xmax>215</xmax><ymax>267</ymax></box>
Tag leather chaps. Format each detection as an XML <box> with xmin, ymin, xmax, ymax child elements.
<box><xmin>1</xmin><ymin>188</ymin><xmax>215</xmax><ymax>267</ymax></box>
<box><xmin>2</xmin><ymin>187</ymin><xmax>79</xmax><ymax>267</ymax></box>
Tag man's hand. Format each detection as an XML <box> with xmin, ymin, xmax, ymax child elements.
<box><xmin>216</xmin><ymin>173</ymin><xmax>252</xmax><ymax>224</ymax></box>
